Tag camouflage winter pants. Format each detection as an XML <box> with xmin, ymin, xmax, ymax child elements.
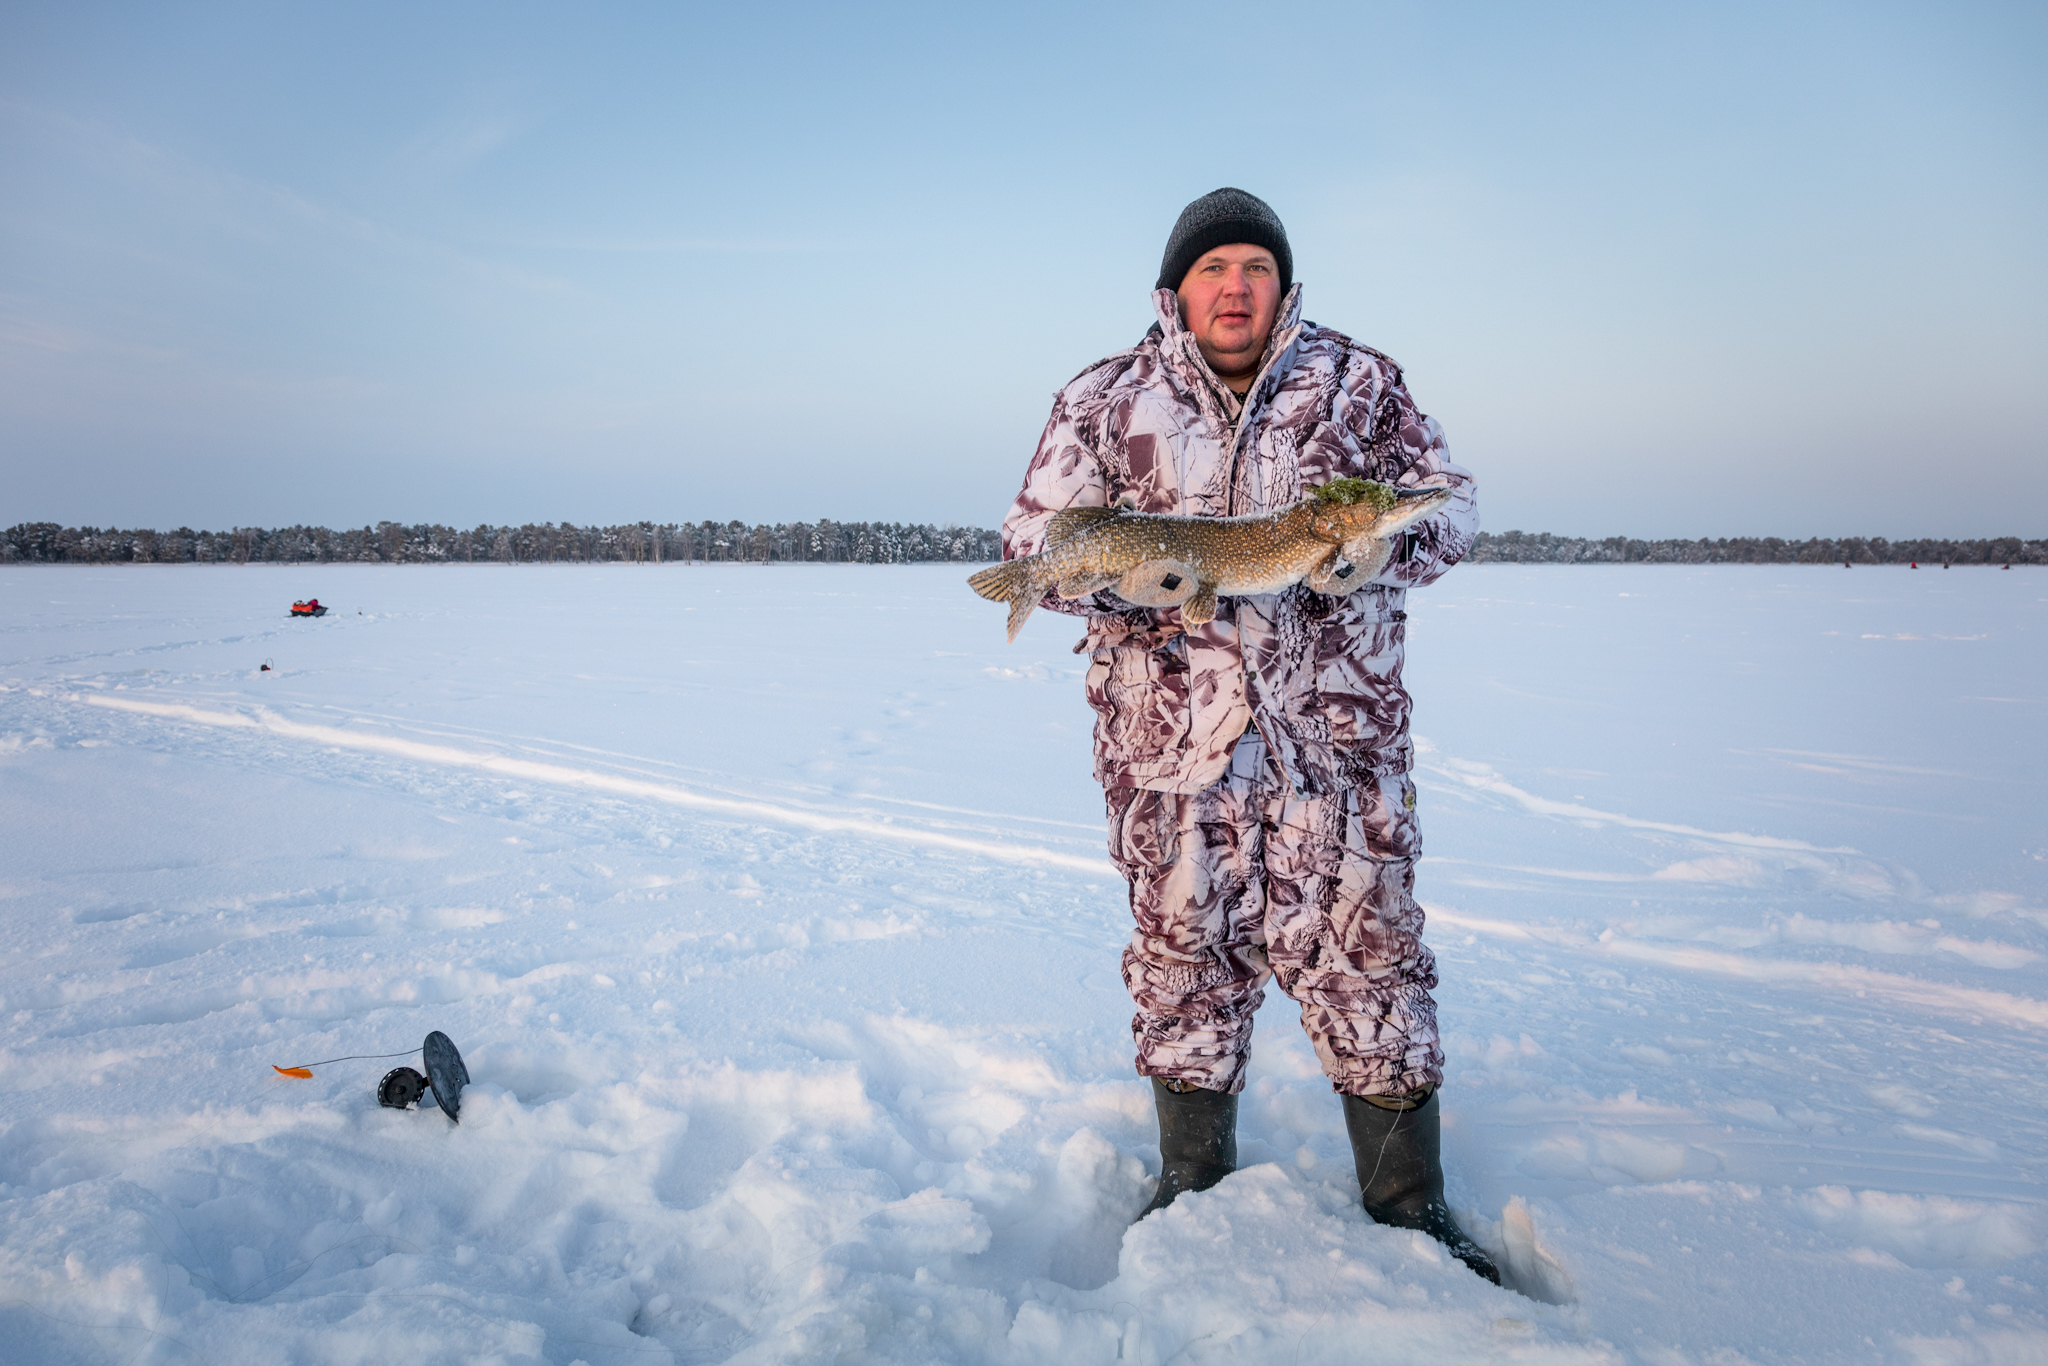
<box><xmin>1108</xmin><ymin>732</ymin><xmax>1443</xmax><ymax>1098</ymax></box>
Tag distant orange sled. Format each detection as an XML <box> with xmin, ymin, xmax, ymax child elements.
<box><xmin>290</xmin><ymin>599</ymin><xmax>327</xmax><ymax>617</ymax></box>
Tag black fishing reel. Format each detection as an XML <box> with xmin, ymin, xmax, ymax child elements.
<box><xmin>375</xmin><ymin>1031</ymin><xmax>470</xmax><ymax>1122</ymax></box>
<box><xmin>378</xmin><ymin>1066</ymin><xmax>429</xmax><ymax>1109</ymax></box>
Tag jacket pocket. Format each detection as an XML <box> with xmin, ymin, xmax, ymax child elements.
<box><xmin>1086</xmin><ymin>634</ymin><xmax>1192</xmax><ymax>760</ymax></box>
<box><xmin>1106</xmin><ymin>785</ymin><xmax>1181</xmax><ymax>873</ymax></box>
<box><xmin>1311</xmin><ymin>598</ymin><xmax>1411</xmax><ymax>761</ymax></box>
<box><xmin>1351</xmin><ymin>768</ymin><xmax>1421</xmax><ymax>860</ymax></box>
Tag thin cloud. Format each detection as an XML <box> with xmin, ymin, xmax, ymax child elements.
<box><xmin>2</xmin><ymin>98</ymin><xmax>578</xmax><ymax>297</ymax></box>
<box><xmin>511</xmin><ymin>235</ymin><xmax>854</xmax><ymax>254</ymax></box>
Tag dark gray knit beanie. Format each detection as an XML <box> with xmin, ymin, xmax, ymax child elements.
<box><xmin>1156</xmin><ymin>187</ymin><xmax>1293</xmax><ymax>293</ymax></box>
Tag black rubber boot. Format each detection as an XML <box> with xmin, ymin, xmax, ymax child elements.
<box><xmin>1136</xmin><ymin>1077</ymin><xmax>1238</xmax><ymax>1219</ymax></box>
<box><xmin>1343</xmin><ymin>1089</ymin><xmax>1501</xmax><ymax>1284</ymax></box>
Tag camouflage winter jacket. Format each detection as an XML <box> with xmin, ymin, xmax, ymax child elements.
<box><xmin>1000</xmin><ymin>285</ymin><xmax>1477</xmax><ymax>797</ymax></box>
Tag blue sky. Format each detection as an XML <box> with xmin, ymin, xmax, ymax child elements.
<box><xmin>2</xmin><ymin>1</ymin><xmax>2041</xmax><ymax>537</ymax></box>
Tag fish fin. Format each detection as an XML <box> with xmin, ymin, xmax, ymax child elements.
<box><xmin>1044</xmin><ymin>505</ymin><xmax>1120</xmax><ymax>548</ymax></box>
<box><xmin>1305</xmin><ymin>549</ymin><xmax>1351</xmax><ymax>595</ymax></box>
<box><xmin>1056</xmin><ymin>570</ymin><xmax>1118</xmax><ymax>600</ymax></box>
<box><xmin>1311</xmin><ymin>536</ymin><xmax>1395</xmax><ymax>594</ymax></box>
<box><xmin>967</xmin><ymin>559</ymin><xmax>1034</xmax><ymax>603</ymax></box>
<box><xmin>1181</xmin><ymin>581</ymin><xmax>1218</xmax><ymax>625</ymax></box>
<box><xmin>1005</xmin><ymin>595</ymin><xmax>1038</xmax><ymax>641</ymax></box>
<box><xmin>1338</xmin><ymin>535</ymin><xmax>1397</xmax><ymax>582</ymax></box>
<box><xmin>967</xmin><ymin>560</ymin><xmax>1045</xmax><ymax>642</ymax></box>
<box><xmin>1114</xmin><ymin>559</ymin><xmax>1199</xmax><ymax>608</ymax></box>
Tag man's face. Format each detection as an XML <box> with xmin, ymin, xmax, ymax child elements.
<box><xmin>1176</xmin><ymin>244</ymin><xmax>1282</xmax><ymax>386</ymax></box>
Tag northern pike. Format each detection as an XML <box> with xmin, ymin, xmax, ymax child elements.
<box><xmin>968</xmin><ymin>478</ymin><xmax>1452</xmax><ymax>641</ymax></box>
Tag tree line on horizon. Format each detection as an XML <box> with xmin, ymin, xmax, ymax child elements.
<box><xmin>0</xmin><ymin>520</ymin><xmax>1001</xmax><ymax>566</ymax></box>
<box><xmin>1462</xmin><ymin>530</ymin><xmax>2044</xmax><ymax>566</ymax></box>
<box><xmin>1</xmin><ymin>520</ymin><xmax>2041</xmax><ymax>567</ymax></box>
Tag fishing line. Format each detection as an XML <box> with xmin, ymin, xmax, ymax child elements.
<box><xmin>272</xmin><ymin>1048</ymin><xmax>418</xmax><ymax>1077</ymax></box>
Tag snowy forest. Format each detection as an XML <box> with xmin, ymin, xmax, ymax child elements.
<box><xmin>1</xmin><ymin>520</ymin><xmax>2042</xmax><ymax>566</ymax></box>
<box><xmin>1462</xmin><ymin>530</ymin><xmax>2047</xmax><ymax>565</ymax></box>
<box><xmin>0</xmin><ymin>520</ymin><xmax>1001</xmax><ymax>565</ymax></box>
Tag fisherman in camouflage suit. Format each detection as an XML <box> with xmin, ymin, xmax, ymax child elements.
<box><xmin>999</xmin><ymin>188</ymin><xmax>1498</xmax><ymax>1283</ymax></box>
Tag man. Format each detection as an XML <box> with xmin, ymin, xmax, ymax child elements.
<box><xmin>999</xmin><ymin>188</ymin><xmax>1497</xmax><ymax>1283</ymax></box>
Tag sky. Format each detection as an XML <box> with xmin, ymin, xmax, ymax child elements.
<box><xmin>1</xmin><ymin>1</ymin><xmax>2042</xmax><ymax>539</ymax></box>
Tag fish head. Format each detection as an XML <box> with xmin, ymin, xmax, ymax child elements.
<box><xmin>1308</xmin><ymin>481</ymin><xmax>1452</xmax><ymax>542</ymax></box>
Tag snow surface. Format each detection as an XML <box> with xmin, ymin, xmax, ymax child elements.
<box><xmin>1</xmin><ymin>562</ymin><xmax>2043</xmax><ymax>1365</ymax></box>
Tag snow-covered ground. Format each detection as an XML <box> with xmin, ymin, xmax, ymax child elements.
<box><xmin>1</xmin><ymin>562</ymin><xmax>2042</xmax><ymax>1365</ymax></box>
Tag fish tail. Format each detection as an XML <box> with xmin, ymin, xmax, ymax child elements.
<box><xmin>966</xmin><ymin>559</ymin><xmax>1031</xmax><ymax>603</ymax></box>
<box><xmin>1005</xmin><ymin>594</ymin><xmax>1038</xmax><ymax>641</ymax></box>
<box><xmin>966</xmin><ymin>560</ymin><xmax>1043</xmax><ymax>642</ymax></box>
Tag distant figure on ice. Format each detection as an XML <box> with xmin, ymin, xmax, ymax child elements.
<box><xmin>995</xmin><ymin>188</ymin><xmax>1496</xmax><ymax>1282</ymax></box>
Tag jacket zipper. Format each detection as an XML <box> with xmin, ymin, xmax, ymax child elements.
<box><xmin>1219</xmin><ymin>323</ymin><xmax>1303</xmax><ymax>515</ymax></box>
